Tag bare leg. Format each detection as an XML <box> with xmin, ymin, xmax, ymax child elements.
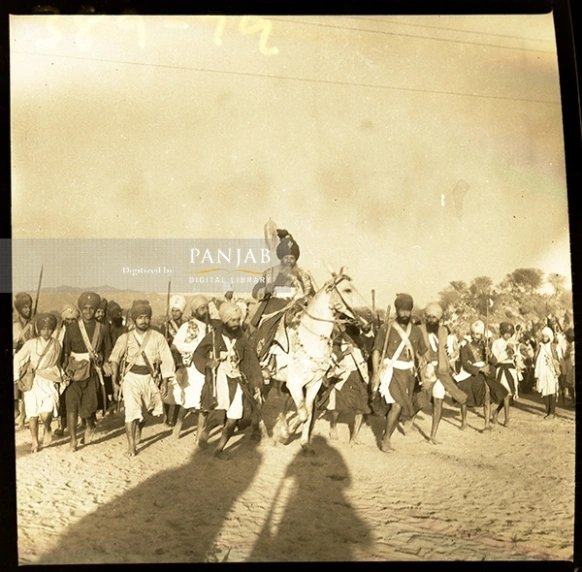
<box><xmin>67</xmin><ymin>412</ymin><xmax>78</xmax><ymax>451</ymax></box>
<box><xmin>125</xmin><ymin>420</ymin><xmax>137</xmax><ymax>456</ymax></box>
<box><xmin>197</xmin><ymin>411</ymin><xmax>209</xmax><ymax>448</ymax></box>
<box><xmin>172</xmin><ymin>406</ymin><xmax>187</xmax><ymax>439</ymax></box>
<box><xmin>350</xmin><ymin>413</ymin><xmax>363</xmax><ymax>445</ymax></box>
<box><xmin>381</xmin><ymin>404</ymin><xmax>401</xmax><ymax>452</ymax></box>
<box><xmin>15</xmin><ymin>399</ymin><xmax>26</xmax><ymax>429</ymax></box>
<box><xmin>40</xmin><ymin>412</ymin><xmax>53</xmax><ymax>447</ymax></box>
<box><xmin>213</xmin><ymin>418</ymin><xmax>237</xmax><ymax>457</ymax></box>
<box><xmin>429</xmin><ymin>398</ymin><xmax>443</xmax><ymax>444</ymax></box>
<box><xmin>502</xmin><ymin>394</ymin><xmax>511</xmax><ymax>426</ymax></box>
<box><xmin>460</xmin><ymin>404</ymin><xmax>467</xmax><ymax>430</ymax></box>
<box><xmin>549</xmin><ymin>393</ymin><xmax>557</xmax><ymax>418</ymax></box>
<box><xmin>543</xmin><ymin>395</ymin><xmax>551</xmax><ymax>418</ymax></box>
<box><xmin>135</xmin><ymin>419</ymin><xmax>145</xmax><ymax>444</ymax></box>
<box><xmin>28</xmin><ymin>417</ymin><xmax>39</xmax><ymax>452</ymax></box>
<box><xmin>83</xmin><ymin>416</ymin><xmax>96</xmax><ymax>444</ymax></box>
<box><xmin>329</xmin><ymin>410</ymin><xmax>339</xmax><ymax>440</ymax></box>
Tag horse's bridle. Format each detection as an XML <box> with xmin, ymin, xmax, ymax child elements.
<box><xmin>302</xmin><ymin>274</ymin><xmax>357</xmax><ymax>325</ymax></box>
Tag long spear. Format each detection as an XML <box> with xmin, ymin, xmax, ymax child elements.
<box><xmin>165</xmin><ymin>279</ymin><xmax>172</xmax><ymax>342</ymax></box>
<box><xmin>32</xmin><ymin>264</ymin><xmax>43</xmax><ymax>318</ymax></box>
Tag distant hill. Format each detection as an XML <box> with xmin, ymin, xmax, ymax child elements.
<box><xmin>39</xmin><ymin>285</ymin><xmax>124</xmax><ymax>293</ymax></box>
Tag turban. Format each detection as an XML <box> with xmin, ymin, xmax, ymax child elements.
<box><xmin>61</xmin><ymin>304</ymin><xmax>79</xmax><ymax>320</ymax></box>
<box><xmin>276</xmin><ymin>230</ymin><xmax>300</xmax><ymax>260</ymax></box>
<box><xmin>190</xmin><ymin>294</ymin><xmax>209</xmax><ymax>313</ymax></box>
<box><xmin>107</xmin><ymin>301</ymin><xmax>122</xmax><ymax>319</ymax></box>
<box><xmin>130</xmin><ymin>300</ymin><xmax>152</xmax><ymax>320</ymax></box>
<box><xmin>470</xmin><ymin>320</ymin><xmax>485</xmax><ymax>335</ymax></box>
<box><xmin>14</xmin><ymin>292</ymin><xmax>33</xmax><ymax>312</ymax></box>
<box><xmin>219</xmin><ymin>301</ymin><xmax>242</xmax><ymax>323</ymax></box>
<box><xmin>35</xmin><ymin>312</ymin><xmax>57</xmax><ymax>332</ymax></box>
<box><xmin>541</xmin><ymin>326</ymin><xmax>554</xmax><ymax>342</ymax></box>
<box><xmin>98</xmin><ymin>298</ymin><xmax>108</xmax><ymax>311</ymax></box>
<box><xmin>424</xmin><ymin>302</ymin><xmax>443</xmax><ymax>320</ymax></box>
<box><xmin>170</xmin><ymin>295</ymin><xmax>187</xmax><ymax>313</ymax></box>
<box><xmin>394</xmin><ymin>293</ymin><xmax>414</xmax><ymax>312</ymax></box>
<box><xmin>499</xmin><ymin>322</ymin><xmax>515</xmax><ymax>336</ymax></box>
<box><xmin>77</xmin><ymin>291</ymin><xmax>101</xmax><ymax>310</ymax></box>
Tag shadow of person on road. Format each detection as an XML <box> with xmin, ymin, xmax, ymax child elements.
<box><xmin>247</xmin><ymin>435</ymin><xmax>371</xmax><ymax>562</ymax></box>
<box><xmin>38</xmin><ymin>427</ymin><xmax>263</xmax><ymax>564</ymax></box>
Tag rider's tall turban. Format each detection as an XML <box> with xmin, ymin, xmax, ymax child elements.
<box><xmin>219</xmin><ymin>302</ymin><xmax>242</xmax><ymax>323</ymax></box>
<box><xmin>77</xmin><ymin>292</ymin><xmax>101</xmax><ymax>310</ymax></box>
<box><xmin>276</xmin><ymin>229</ymin><xmax>300</xmax><ymax>260</ymax></box>
<box><xmin>394</xmin><ymin>293</ymin><xmax>414</xmax><ymax>312</ymax></box>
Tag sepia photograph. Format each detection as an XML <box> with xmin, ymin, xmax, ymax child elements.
<box><xmin>5</xmin><ymin>0</ymin><xmax>579</xmax><ymax>566</ymax></box>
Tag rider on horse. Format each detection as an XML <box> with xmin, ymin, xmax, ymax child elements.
<box><xmin>250</xmin><ymin>229</ymin><xmax>315</xmax><ymax>373</ymax></box>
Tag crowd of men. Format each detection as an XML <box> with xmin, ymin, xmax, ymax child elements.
<box><xmin>12</xmin><ymin>230</ymin><xmax>576</xmax><ymax>457</ymax></box>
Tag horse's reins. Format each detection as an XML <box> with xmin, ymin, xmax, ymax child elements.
<box><xmin>303</xmin><ymin>275</ymin><xmax>356</xmax><ymax>321</ymax></box>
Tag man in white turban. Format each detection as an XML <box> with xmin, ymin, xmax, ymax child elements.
<box><xmin>160</xmin><ymin>294</ymin><xmax>187</xmax><ymax>426</ymax></box>
<box><xmin>171</xmin><ymin>294</ymin><xmax>218</xmax><ymax>442</ymax></box>
<box><xmin>455</xmin><ymin>320</ymin><xmax>508</xmax><ymax>431</ymax></box>
<box><xmin>192</xmin><ymin>301</ymin><xmax>264</xmax><ymax>458</ymax></box>
<box><xmin>534</xmin><ymin>326</ymin><xmax>561</xmax><ymax>419</ymax></box>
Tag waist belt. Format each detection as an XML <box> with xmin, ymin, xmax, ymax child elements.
<box><xmin>383</xmin><ymin>358</ymin><xmax>414</xmax><ymax>370</ymax></box>
<box><xmin>129</xmin><ymin>364</ymin><xmax>151</xmax><ymax>375</ymax></box>
<box><xmin>71</xmin><ymin>351</ymin><xmax>90</xmax><ymax>361</ymax></box>
<box><xmin>496</xmin><ymin>362</ymin><xmax>516</xmax><ymax>392</ymax></box>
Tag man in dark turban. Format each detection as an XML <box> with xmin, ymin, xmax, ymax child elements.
<box><xmin>61</xmin><ymin>291</ymin><xmax>106</xmax><ymax>451</ymax></box>
<box><xmin>95</xmin><ymin>298</ymin><xmax>108</xmax><ymax>323</ymax></box>
<box><xmin>371</xmin><ymin>293</ymin><xmax>428</xmax><ymax>452</ymax></box>
<box><xmin>13</xmin><ymin>292</ymin><xmax>34</xmax><ymax>428</ymax></box>
<box><xmin>101</xmin><ymin>300</ymin><xmax>127</xmax><ymax>416</ymax></box>
<box><xmin>109</xmin><ymin>299</ymin><xmax>176</xmax><ymax>457</ymax></box>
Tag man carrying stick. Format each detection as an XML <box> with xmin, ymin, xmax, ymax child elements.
<box><xmin>371</xmin><ymin>293</ymin><xmax>428</xmax><ymax>453</ymax></box>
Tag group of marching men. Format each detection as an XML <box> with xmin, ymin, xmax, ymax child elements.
<box><xmin>11</xmin><ymin>229</ymin><xmax>576</xmax><ymax>457</ymax></box>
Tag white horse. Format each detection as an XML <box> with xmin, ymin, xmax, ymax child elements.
<box><xmin>260</xmin><ymin>268</ymin><xmax>358</xmax><ymax>453</ymax></box>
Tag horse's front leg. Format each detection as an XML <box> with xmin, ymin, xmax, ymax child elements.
<box><xmin>286</xmin><ymin>377</ymin><xmax>308</xmax><ymax>423</ymax></box>
<box><xmin>299</xmin><ymin>381</ymin><xmax>322</xmax><ymax>454</ymax></box>
<box><xmin>278</xmin><ymin>393</ymin><xmax>292</xmax><ymax>442</ymax></box>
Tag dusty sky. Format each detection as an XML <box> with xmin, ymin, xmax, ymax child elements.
<box><xmin>10</xmin><ymin>14</ymin><xmax>572</xmax><ymax>308</ymax></box>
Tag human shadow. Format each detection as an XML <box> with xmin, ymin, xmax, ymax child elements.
<box><xmin>38</xmin><ymin>423</ymin><xmax>263</xmax><ymax>564</ymax></box>
<box><xmin>247</xmin><ymin>435</ymin><xmax>372</xmax><ymax>562</ymax></box>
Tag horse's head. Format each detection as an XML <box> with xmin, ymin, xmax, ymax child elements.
<box><xmin>324</xmin><ymin>266</ymin><xmax>357</xmax><ymax>320</ymax></box>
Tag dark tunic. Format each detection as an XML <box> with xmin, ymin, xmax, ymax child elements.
<box><xmin>457</xmin><ymin>340</ymin><xmax>509</xmax><ymax>407</ymax></box>
<box><xmin>61</xmin><ymin>319</ymin><xmax>106</xmax><ymax>418</ymax></box>
<box><xmin>323</xmin><ymin>333</ymin><xmax>371</xmax><ymax>415</ymax></box>
<box><xmin>192</xmin><ymin>325</ymin><xmax>264</xmax><ymax>419</ymax></box>
<box><xmin>372</xmin><ymin>322</ymin><xmax>428</xmax><ymax>418</ymax></box>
